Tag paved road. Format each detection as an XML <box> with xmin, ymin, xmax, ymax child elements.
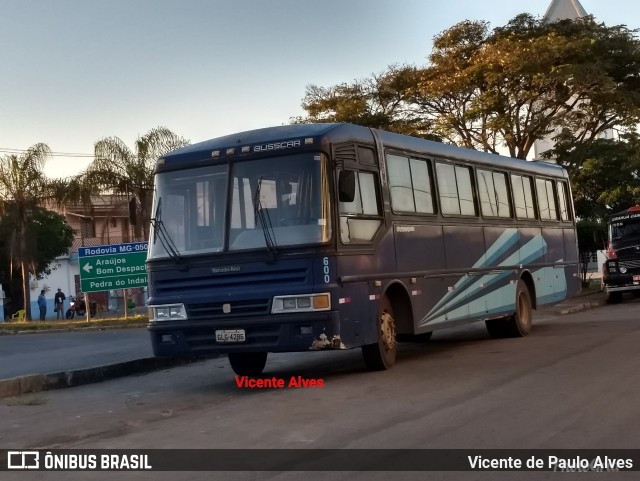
<box><xmin>0</xmin><ymin>329</ymin><xmax>152</xmax><ymax>379</ymax></box>
<box><xmin>0</xmin><ymin>291</ymin><xmax>606</xmax><ymax>382</ymax></box>
<box><xmin>2</xmin><ymin>294</ymin><xmax>638</xmax><ymax>481</ymax></box>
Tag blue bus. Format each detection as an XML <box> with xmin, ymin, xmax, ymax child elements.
<box><xmin>147</xmin><ymin>123</ymin><xmax>580</xmax><ymax>375</ymax></box>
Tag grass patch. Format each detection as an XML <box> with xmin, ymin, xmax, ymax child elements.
<box><xmin>0</xmin><ymin>315</ymin><xmax>148</xmax><ymax>333</ymax></box>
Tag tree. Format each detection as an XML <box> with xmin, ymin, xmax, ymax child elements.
<box><xmin>414</xmin><ymin>14</ymin><xmax>640</xmax><ymax>163</ymax></box>
<box><xmin>0</xmin><ymin>144</ymin><xmax>52</xmax><ymax>319</ymax></box>
<box><xmin>81</xmin><ymin>127</ymin><xmax>190</xmax><ymax>239</ymax></box>
<box><xmin>294</xmin><ymin>65</ymin><xmax>439</xmax><ymax>140</ymax></box>
<box><xmin>568</xmin><ymin>133</ymin><xmax>640</xmax><ymax>219</ymax></box>
<box><xmin>296</xmin><ymin>14</ymin><xmax>640</xmax><ymax>170</ymax></box>
<box><xmin>576</xmin><ymin>219</ymin><xmax>607</xmax><ymax>285</ymax></box>
<box><xmin>0</xmin><ymin>206</ymin><xmax>74</xmax><ymax>314</ymax></box>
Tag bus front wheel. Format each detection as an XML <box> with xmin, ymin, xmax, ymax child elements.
<box><xmin>228</xmin><ymin>352</ymin><xmax>268</xmax><ymax>376</ymax></box>
<box><xmin>607</xmin><ymin>291</ymin><xmax>622</xmax><ymax>304</ymax></box>
<box><xmin>362</xmin><ymin>296</ymin><xmax>397</xmax><ymax>370</ymax></box>
<box><xmin>486</xmin><ymin>279</ymin><xmax>532</xmax><ymax>338</ymax></box>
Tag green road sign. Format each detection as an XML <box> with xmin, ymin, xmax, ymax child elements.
<box><xmin>78</xmin><ymin>242</ymin><xmax>148</xmax><ymax>293</ymax></box>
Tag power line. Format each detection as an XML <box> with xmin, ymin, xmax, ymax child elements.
<box><xmin>0</xmin><ymin>147</ymin><xmax>95</xmax><ymax>158</ymax></box>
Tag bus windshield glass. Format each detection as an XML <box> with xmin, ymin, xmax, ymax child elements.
<box><xmin>610</xmin><ymin>216</ymin><xmax>640</xmax><ymax>245</ymax></box>
<box><xmin>148</xmin><ymin>153</ymin><xmax>331</xmax><ymax>259</ymax></box>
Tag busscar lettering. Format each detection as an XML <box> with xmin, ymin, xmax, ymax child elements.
<box><xmin>253</xmin><ymin>139</ymin><xmax>302</xmax><ymax>152</ymax></box>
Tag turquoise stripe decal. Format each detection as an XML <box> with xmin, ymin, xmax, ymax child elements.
<box><xmin>420</xmin><ymin>233</ymin><xmax>549</xmax><ymax>326</ymax></box>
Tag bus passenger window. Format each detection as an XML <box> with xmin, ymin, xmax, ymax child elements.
<box><xmin>478</xmin><ymin>170</ymin><xmax>511</xmax><ymax>218</ymax></box>
<box><xmin>436</xmin><ymin>162</ymin><xmax>476</xmax><ymax>216</ymax></box>
<box><xmin>386</xmin><ymin>154</ymin><xmax>434</xmax><ymax>214</ymax></box>
<box><xmin>557</xmin><ymin>181</ymin><xmax>570</xmax><ymax>221</ymax></box>
<box><xmin>411</xmin><ymin>159</ymin><xmax>434</xmax><ymax>213</ymax></box>
<box><xmin>536</xmin><ymin>178</ymin><xmax>558</xmax><ymax>220</ymax></box>
<box><xmin>387</xmin><ymin>154</ymin><xmax>415</xmax><ymax>212</ymax></box>
<box><xmin>511</xmin><ymin>174</ymin><xmax>536</xmax><ymax>219</ymax></box>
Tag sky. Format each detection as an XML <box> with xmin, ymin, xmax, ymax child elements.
<box><xmin>1</xmin><ymin>0</ymin><xmax>638</xmax><ymax>179</ymax></box>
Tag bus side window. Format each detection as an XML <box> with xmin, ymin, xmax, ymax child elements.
<box><xmin>557</xmin><ymin>181</ymin><xmax>571</xmax><ymax>221</ymax></box>
<box><xmin>339</xmin><ymin>170</ymin><xmax>381</xmax><ymax>243</ymax></box>
<box><xmin>536</xmin><ymin>178</ymin><xmax>558</xmax><ymax>220</ymax></box>
<box><xmin>435</xmin><ymin>162</ymin><xmax>476</xmax><ymax>216</ymax></box>
<box><xmin>511</xmin><ymin>174</ymin><xmax>536</xmax><ymax>219</ymax></box>
<box><xmin>386</xmin><ymin>154</ymin><xmax>434</xmax><ymax>214</ymax></box>
<box><xmin>478</xmin><ymin>169</ymin><xmax>511</xmax><ymax>218</ymax></box>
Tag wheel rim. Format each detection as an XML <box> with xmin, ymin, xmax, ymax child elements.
<box><xmin>517</xmin><ymin>290</ymin><xmax>531</xmax><ymax>327</ymax></box>
<box><xmin>380</xmin><ymin>310</ymin><xmax>396</xmax><ymax>352</ymax></box>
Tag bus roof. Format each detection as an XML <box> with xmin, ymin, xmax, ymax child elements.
<box><xmin>375</xmin><ymin>128</ymin><xmax>567</xmax><ymax>178</ymax></box>
<box><xmin>608</xmin><ymin>205</ymin><xmax>640</xmax><ymax>223</ymax></box>
<box><xmin>161</xmin><ymin>123</ymin><xmax>344</xmax><ymax>164</ymax></box>
<box><xmin>159</xmin><ymin>123</ymin><xmax>568</xmax><ymax>178</ymax></box>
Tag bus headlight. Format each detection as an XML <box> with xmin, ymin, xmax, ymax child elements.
<box><xmin>272</xmin><ymin>293</ymin><xmax>331</xmax><ymax>313</ymax></box>
<box><xmin>151</xmin><ymin>304</ymin><xmax>187</xmax><ymax>321</ymax></box>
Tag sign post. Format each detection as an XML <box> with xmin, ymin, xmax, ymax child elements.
<box><xmin>78</xmin><ymin>242</ymin><xmax>148</xmax><ymax>317</ymax></box>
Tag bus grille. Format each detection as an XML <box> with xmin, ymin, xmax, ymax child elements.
<box><xmin>186</xmin><ymin>299</ymin><xmax>271</xmax><ymax>320</ymax></box>
<box><xmin>154</xmin><ymin>266</ymin><xmax>310</xmax><ymax>294</ymax></box>
<box><xmin>619</xmin><ymin>259</ymin><xmax>640</xmax><ymax>271</ymax></box>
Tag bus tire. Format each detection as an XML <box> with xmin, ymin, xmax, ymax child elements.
<box><xmin>228</xmin><ymin>352</ymin><xmax>268</xmax><ymax>376</ymax></box>
<box><xmin>362</xmin><ymin>296</ymin><xmax>397</xmax><ymax>370</ymax></box>
<box><xmin>607</xmin><ymin>291</ymin><xmax>622</xmax><ymax>304</ymax></box>
<box><xmin>486</xmin><ymin>279</ymin><xmax>532</xmax><ymax>338</ymax></box>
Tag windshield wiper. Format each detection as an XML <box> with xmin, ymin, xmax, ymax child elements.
<box><xmin>151</xmin><ymin>197</ymin><xmax>184</xmax><ymax>266</ymax></box>
<box><xmin>253</xmin><ymin>177</ymin><xmax>277</xmax><ymax>260</ymax></box>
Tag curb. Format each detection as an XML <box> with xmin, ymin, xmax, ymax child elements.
<box><xmin>0</xmin><ymin>323</ymin><xmax>147</xmax><ymax>336</ymax></box>
<box><xmin>0</xmin><ymin>356</ymin><xmax>210</xmax><ymax>399</ymax></box>
<box><xmin>559</xmin><ymin>299</ymin><xmax>606</xmax><ymax>315</ymax></box>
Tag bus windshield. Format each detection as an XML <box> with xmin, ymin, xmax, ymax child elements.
<box><xmin>148</xmin><ymin>153</ymin><xmax>331</xmax><ymax>259</ymax></box>
<box><xmin>610</xmin><ymin>217</ymin><xmax>640</xmax><ymax>244</ymax></box>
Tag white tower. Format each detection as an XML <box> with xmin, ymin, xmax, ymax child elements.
<box><xmin>543</xmin><ymin>0</ymin><xmax>587</xmax><ymax>22</ymax></box>
<box><xmin>533</xmin><ymin>0</ymin><xmax>589</xmax><ymax>160</ymax></box>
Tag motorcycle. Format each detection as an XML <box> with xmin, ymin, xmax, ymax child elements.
<box><xmin>65</xmin><ymin>295</ymin><xmax>97</xmax><ymax>319</ymax></box>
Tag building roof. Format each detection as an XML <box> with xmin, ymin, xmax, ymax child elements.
<box><xmin>543</xmin><ymin>0</ymin><xmax>588</xmax><ymax>22</ymax></box>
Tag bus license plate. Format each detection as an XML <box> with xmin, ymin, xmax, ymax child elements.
<box><xmin>216</xmin><ymin>329</ymin><xmax>246</xmax><ymax>343</ymax></box>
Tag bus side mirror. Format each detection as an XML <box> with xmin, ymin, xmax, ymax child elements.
<box><xmin>338</xmin><ymin>170</ymin><xmax>356</xmax><ymax>203</ymax></box>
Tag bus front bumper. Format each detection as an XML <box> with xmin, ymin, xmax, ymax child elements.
<box><xmin>148</xmin><ymin>311</ymin><xmax>345</xmax><ymax>357</ymax></box>
<box><xmin>603</xmin><ymin>273</ymin><xmax>640</xmax><ymax>293</ymax></box>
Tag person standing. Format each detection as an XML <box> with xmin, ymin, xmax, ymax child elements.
<box><xmin>37</xmin><ymin>289</ymin><xmax>47</xmax><ymax>321</ymax></box>
<box><xmin>54</xmin><ymin>288</ymin><xmax>66</xmax><ymax>320</ymax></box>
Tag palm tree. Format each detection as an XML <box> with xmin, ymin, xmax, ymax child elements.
<box><xmin>82</xmin><ymin>127</ymin><xmax>190</xmax><ymax>239</ymax></box>
<box><xmin>0</xmin><ymin>144</ymin><xmax>51</xmax><ymax>320</ymax></box>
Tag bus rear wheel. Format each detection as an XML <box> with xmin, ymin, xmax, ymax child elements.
<box><xmin>228</xmin><ymin>352</ymin><xmax>268</xmax><ymax>376</ymax></box>
<box><xmin>362</xmin><ymin>296</ymin><xmax>397</xmax><ymax>370</ymax></box>
<box><xmin>486</xmin><ymin>279</ymin><xmax>532</xmax><ymax>338</ymax></box>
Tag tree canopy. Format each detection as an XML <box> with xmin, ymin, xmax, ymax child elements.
<box><xmin>0</xmin><ymin>206</ymin><xmax>74</xmax><ymax>300</ymax></box>
<box><xmin>297</xmin><ymin>14</ymin><xmax>640</xmax><ymax>170</ymax></box>
<box><xmin>293</xmin><ymin>65</ymin><xmax>438</xmax><ymax>140</ymax></box>
<box><xmin>569</xmin><ymin>133</ymin><xmax>640</xmax><ymax>219</ymax></box>
<box><xmin>0</xmin><ymin>144</ymin><xmax>70</xmax><ymax>319</ymax></box>
<box><xmin>79</xmin><ymin>127</ymin><xmax>190</xmax><ymax>239</ymax></box>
